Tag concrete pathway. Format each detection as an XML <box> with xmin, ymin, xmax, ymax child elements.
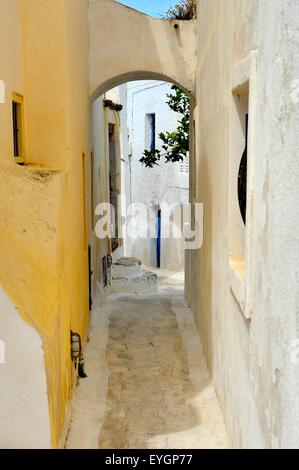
<box><xmin>66</xmin><ymin>271</ymin><xmax>229</xmax><ymax>449</ymax></box>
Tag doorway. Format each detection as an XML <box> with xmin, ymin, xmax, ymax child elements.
<box><xmin>109</xmin><ymin>123</ymin><xmax>119</xmax><ymax>252</ymax></box>
<box><xmin>156</xmin><ymin>208</ymin><xmax>161</xmax><ymax>268</ymax></box>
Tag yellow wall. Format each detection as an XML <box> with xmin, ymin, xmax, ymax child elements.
<box><xmin>0</xmin><ymin>0</ymin><xmax>90</xmax><ymax>447</ymax></box>
<box><xmin>63</xmin><ymin>0</ymin><xmax>90</xmax><ymax>340</ymax></box>
<box><xmin>22</xmin><ymin>0</ymin><xmax>69</xmax><ymax>169</ymax></box>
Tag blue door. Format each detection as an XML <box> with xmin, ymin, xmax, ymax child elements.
<box><xmin>157</xmin><ymin>210</ymin><xmax>161</xmax><ymax>268</ymax></box>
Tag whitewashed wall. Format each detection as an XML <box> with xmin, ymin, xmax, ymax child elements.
<box><xmin>186</xmin><ymin>0</ymin><xmax>299</xmax><ymax>449</ymax></box>
<box><xmin>0</xmin><ymin>287</ymin><xmax>51</xmax><ymax>449</ymax></box>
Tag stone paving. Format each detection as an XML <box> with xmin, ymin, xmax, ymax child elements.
<box><xmin>66</xmin><ymin>271</ymin><xmax>230</xmax><ymax>449</ymax></box>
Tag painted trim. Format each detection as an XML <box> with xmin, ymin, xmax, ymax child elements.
<box><xmin>12</xmin><ymin>92</ymin><xmax>25</xmax><ymax>164</ymax></box>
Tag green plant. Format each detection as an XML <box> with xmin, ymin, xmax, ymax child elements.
<box><xmin>139</xmin><ymin>85</ymin><xmax>190</xmax><ymax>168</ymax></box>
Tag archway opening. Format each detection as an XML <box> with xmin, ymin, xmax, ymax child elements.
<box><xmin>88</xmin><ymin>77</ymin><xmax>192</xmax><ymax>302</ymax></box>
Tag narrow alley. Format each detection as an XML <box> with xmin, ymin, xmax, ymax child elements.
<box><xmin>66</xmin><ymin>271</ymin><xmax>229</xmax><ymax>449</ymax></box>
<box><xmin>1</xmin><ymin>0</ymin><xmax>298</xmax><ymax>451</ymax></box>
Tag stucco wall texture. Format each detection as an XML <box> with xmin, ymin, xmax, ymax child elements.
<box><xmin>88</xmin><ymin>0</ymin><xmax>197</xmax><ymax>98</ymax></box>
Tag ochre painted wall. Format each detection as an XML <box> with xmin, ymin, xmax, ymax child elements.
<box><xmin>0</xmin><ymin>0</ymin><xmax>90</xmax><ymax>447</ymax></box>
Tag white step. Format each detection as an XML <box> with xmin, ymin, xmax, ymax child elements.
<box><xmin>112</xmin><ymin>256</ymin><xmax>142</xmax><ymax>279</ymax></box>
<box><xmin>112</xmin><ymin>270</ymin><xmax>158</xmax><ymax>294</ymax></box>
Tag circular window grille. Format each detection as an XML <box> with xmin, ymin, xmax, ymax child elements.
<box><xmin>238</xmin><ymin>114</ymin><xmax>248</xmax><ymax>225</ymax></box>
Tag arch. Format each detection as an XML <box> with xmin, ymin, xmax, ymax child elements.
<box><xmin>90</xmin><ymin>71</ymin><xmax>193</xmax><ymax>103</ymax></box>
<box><xmin>88</xmin><ymin>0</ymin><xmax>197</xmax><ymax>100</ymax></box>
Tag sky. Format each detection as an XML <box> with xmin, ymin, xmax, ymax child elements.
<box><xmin>116</xmin><ymin>0</ymin><xmax>175</xmax><ymax>18</ymax></box>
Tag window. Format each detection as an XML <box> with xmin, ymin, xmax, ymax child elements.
<box><xmin>229</xmin><ymin>81</ymin><xmax>249</xmax><ymax>278</ymax></box>
<box><xmin>238</xmin><ymin>114</ymin><xmax>248</xmax><ymax>224</ymax></box>
<box><xmin>228</xmin><ymin>51</ymin><xmax>257</xmax><ymax>320</ymax></box>
<box><xmin>145</xmin><ymin>113</ymin><xmax>156</xmax><ymax>150</ymax></box>
<box><xmin>12</xmin><ymin>93</ymin><xmax>24</xmax><ymax>164</ymax></box>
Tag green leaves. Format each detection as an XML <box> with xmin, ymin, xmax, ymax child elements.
<box><xmin>139</xmin><ymin>149</ymin><xmax>161</xmax><ymax>167</ymax></box>
<box><xmin>139</xmin><ymin>86</ymin><xmax>190</xmax><ymax>168</ymax></box>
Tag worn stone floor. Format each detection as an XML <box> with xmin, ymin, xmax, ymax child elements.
<box><xmin>66</xmin><ymin>271</ymin><xmax>229</xmax><ymax>449</ymax></box>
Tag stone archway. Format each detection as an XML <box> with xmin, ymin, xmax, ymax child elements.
<box><xmin>88</xmin><ymin>0</ymin><xmax>197</xmax><ymax>101</ymax></box>
<box><xmin>88</xmin><ymin>0</ymin><xmax>198</xmax><ymax>291</ymax></box>
<box><xmin>90</xmin><ymin>71</ymin><xmax>194</xmax><ymax>104</ymax></box>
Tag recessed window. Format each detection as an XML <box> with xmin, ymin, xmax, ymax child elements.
<box><xmin>228</xmin><ymin>51</ymin><xmax>257</xmax><ymax>318</ymax></box>
<box><xmin>12</xmin><ymin>93</ymin><xmax>24</xmax><ymax>164</ymax></box>
<box><xmin>238</xmin><ymin>114</ymin><xmax>248</xmax><ymax>224</ymax></box>
<box><xmin>145</xmin><ymin>113</ymin><xmax>156</xmax><ymax>150</ymax></box>
<box><xmin>228</xmin><ymin>81</ymin><xmax>249</xmax><ymax>279</ymax></box>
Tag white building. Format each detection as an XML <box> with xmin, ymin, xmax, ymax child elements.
<box><xmin>126</xmin><ymin>80</ymin><xmax>189</xmax><ymax>271</ymax></box>
<box><xmin>90</xmin><ymin>80</ymin><xmax>189</xmax><ymax>289</ymax></box>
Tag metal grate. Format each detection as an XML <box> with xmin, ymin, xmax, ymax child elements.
<box><xmin>238</xmin><ymin>114</ymin><xmax>248</xmax><ymax>225</ymax></box>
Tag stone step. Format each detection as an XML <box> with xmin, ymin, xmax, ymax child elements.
<box><xmin>111</xmin><ymin>256</ymin><xmax>158</xmax><ymax>294</ymax></box>
<box><xmin>112</xmin><ymin>270</ymin><xmax>158</xmax><ymax>294</ymax></box>
<box><xmin>112</xmin><ymin>256</ymin><xmax>142</xmax><ymax>279</ymax></box>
